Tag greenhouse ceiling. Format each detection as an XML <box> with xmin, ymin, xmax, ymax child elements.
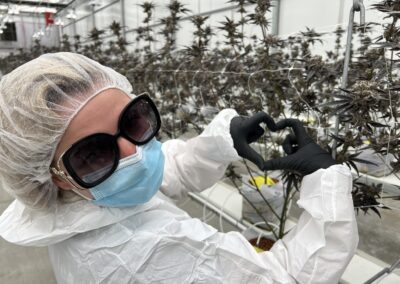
<box><xmin>0</xmin><ymin>0</ymin><xmax>69</xmax><ymax>14</ymax></box>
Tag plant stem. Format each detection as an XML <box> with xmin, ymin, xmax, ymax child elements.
<box><xmin>389</xmin><ymin>50</ymin><xmax>393</xmax><ymax>83</ymax></box>
<box><xmin>243</xmin><ymin>160</ymin><xmax>281</xmax><ymax>220</ymax></box>
<box><xmin>278</xmin><ymin>175</ymin><xmax>295</xmax><ymax>238</ymax></box>
<box><xmin>230</xmin><ymin>177</ymin><xmax>279</xmax><ymax>239</ymax></box>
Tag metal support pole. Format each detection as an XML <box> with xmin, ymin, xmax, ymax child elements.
<box><xmin>91</xmin><ymin>3</ymin><xmax>96</xmax><ymax>30</ymax></box>
<box><xmin>58</xmin><ymin>24</ymin><xmax>63</xmax><ymax>47</ymax></box>
<box><xmin>72</xmin><ymin>19</ymin><xmax>76</xmax><ymax>37</ymax></box>
<box><xmin>332</xmin><ymin>0</ymin><xmax>365</xmax><ymax>159</ymax></box>
<box><xmin>19</xmin><ymin>14</ymin><xmax>26</xmax><ymax>49</ymax></box>
<box><xmin>271</xmin><ymin>0</ymin><xmax>280</xmax><ymax>36</ymax></box>
<box><xmin>72</xmin><ymin>8</ymin><xmax>77</xmax><ymax>37</ymax></box>
<box><xmin>338</xmin><ymin>0</ymin><xmax>345</xmax><ymax>25</ymax></box>
<box><xmin>120</xmin><ymin>0</ymin><xmax>126</xmax><ymax>39</ymax></box>
<box><xmin>188</xmin><ymin>192</ymin><xmax>247</xmax><ymax>232</ymax></box>
<box><xmin>363</xmin><ymin>257</ymin><xmax>400</xmax><ymax>284</ymax></box>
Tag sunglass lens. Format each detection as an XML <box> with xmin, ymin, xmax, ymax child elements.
<box><xmin>122</xmin><ymin>99</ymin><xmax>158</xmax><ymax>143</ymax></box>
<box><xmin>66</xmin><ymin>135</ymin><xmax>117</xmax><ymax>185</ymax></box>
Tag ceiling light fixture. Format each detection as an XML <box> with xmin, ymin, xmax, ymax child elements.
<box><xmin>66</xmin><ymin>9</ymin><xmax>76</xmax><ymax>20</ymax></box>
<box><xmin>0</xmin><ymin>4</ymin><xmax>56</xmax><ymax>14</ymax></box>
<box><xmin>55</xmin><ymin>17</ymin><xmax>64</xmax><ymax>26</ymax></box>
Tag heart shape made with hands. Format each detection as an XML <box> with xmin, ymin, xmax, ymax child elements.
<box><xmin>230</xmin><ymin>111</ymin><xmax>280</xmax><ymax>170</ymax></box>
<box><xmin>231</xmin><ymin>112</ymin><xmax>335</xmax><ymax>175</ymax></box>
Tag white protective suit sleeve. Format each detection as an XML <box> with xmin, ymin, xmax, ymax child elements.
<box><xmin>160</xmin><ymin>108</ymin><xmax>240</xmax><ymax>200</ymax></box>
<box><xmin>261</xmin><ymin>165</ymin><xmax>359</xmax><ymax>283</ymax></box>
<box><xmin>158</xmin><ymin>108</ymin><xmax>358</xmax><ymax>283</ymax></box>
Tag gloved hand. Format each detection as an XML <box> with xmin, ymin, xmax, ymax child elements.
<box><xmin>263</xmin><ymin>119</ymin><xmax>337</xmax><ymax>176</ymax></box>
<box><xmin>230</xmin><ymin>112</ymin><xmax>276</xmax><ymax>170</ymax></box>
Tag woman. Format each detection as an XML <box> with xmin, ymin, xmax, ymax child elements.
<box><xmin>0</xmin><ymin>52</ymin><xmax>358</xmax><ymax>283</ymax></box>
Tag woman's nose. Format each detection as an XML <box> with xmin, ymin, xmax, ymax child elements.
<box><xmin>117</xmin><ymin>137</ymin><xmax>137</xmax><ymax>159</ymax></box>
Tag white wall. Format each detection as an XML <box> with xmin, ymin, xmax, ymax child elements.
<box><xmin>277</xmin><ymin>0</ymin><xmax>389</xmax><ymax>55</ymax></box>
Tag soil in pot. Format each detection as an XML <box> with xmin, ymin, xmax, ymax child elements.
<box><xmin>249</xmin><ymin>237</ymin><xmax>275</xmax><ymax>252</ymax></box>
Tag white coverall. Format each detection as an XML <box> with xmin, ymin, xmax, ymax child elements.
<box><xmin>0</xmin><ymin>109</ymin><xmax>358</xmax><ymax>283</ymax></box>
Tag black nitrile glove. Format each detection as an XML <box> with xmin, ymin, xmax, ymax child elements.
<box><xmin>230</xmin><ymin>112</ymin><xmax>276</xmax><ymax>170</ymax></box>
<box><xmin>263</xmin><ymin>119</ymin><xmax>337</xmax><ymax>176</ymax></box>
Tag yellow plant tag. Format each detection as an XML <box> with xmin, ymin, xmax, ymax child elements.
<box><xmin>303</xmin><ymin>117</ymin><xmax>316</xmax><ymax>124</ymax></box>
<box><xmin>249</xmin><ymin>176</ymin><xmax>276</xmax><ymax>188</ymax></box>
<box><xmin>253</xmin><ymin>245</ymin><xmax>264</xmax><ymax>253</ymax></box>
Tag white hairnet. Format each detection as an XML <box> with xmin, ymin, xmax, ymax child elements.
<box><xmin>0</xmin><ymin>52</ymin><xmax>133</xmax><ymax>209</ymax></box>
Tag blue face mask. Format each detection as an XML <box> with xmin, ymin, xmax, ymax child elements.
<box><xmin>88</xmin><ymin>139</ymin><xmax>165</xmax><ymax>207</ymax></box>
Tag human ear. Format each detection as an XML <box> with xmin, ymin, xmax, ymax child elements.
<box><xmin>51</xmin><ymin>175</ymin><xmax>73</xmax><ymax>190</ymax></box>
<box><xmin>51</xmin><ymin>174</ymin><xmax>94</xmax><ymax>200</ymax></box>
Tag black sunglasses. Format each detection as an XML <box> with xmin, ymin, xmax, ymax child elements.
<box><xmin>51</xmin><ymin>94</ymin><xmax>161</xmax><ymax>189</ymax></box>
